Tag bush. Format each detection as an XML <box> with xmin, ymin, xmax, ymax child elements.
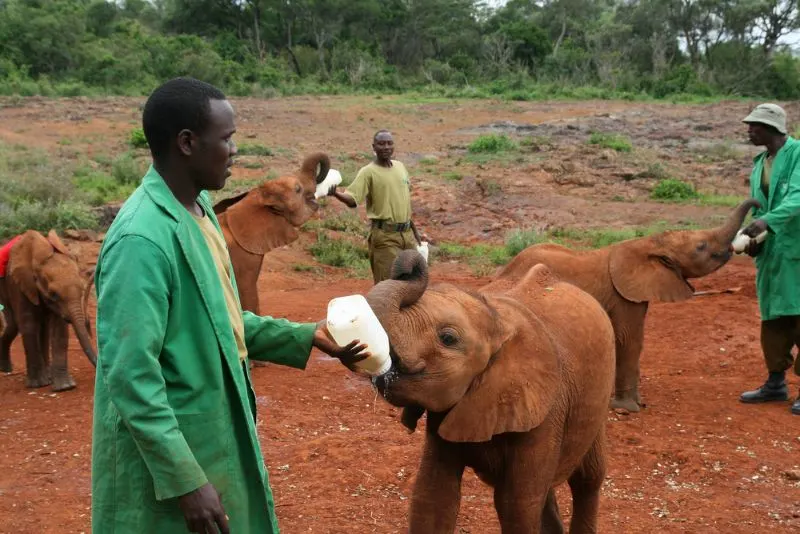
<box><xmin>650</xmin><ymin>179</ymin><xmax>699</xmax><ymax>202</ymax></box>
<box><xmin>468</xmin><ymin>134</ymin><xmax>518</xmax><ymax>154</ymax></box>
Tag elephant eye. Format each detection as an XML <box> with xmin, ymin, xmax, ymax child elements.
<box><xmin>295</xmin><ymin>184</ymin><xmax>302</xmax><ymax>193</ymax></box>
<box><xmin>438</xmin><ymin>328</ymin><xmax>459</xmax><ymax>347</ymax></box>
<box><xmin>696</xmin><ymin>241</ymin><xmax>707</xmax><ymax>251</ymax></box>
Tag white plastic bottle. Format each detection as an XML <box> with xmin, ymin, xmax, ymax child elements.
<box><xmin>417</xmin><ymin>241</ymin><xmax>429</xmax><ymax>262</ymax></box>
<box><xmin>315</xmin><ymin>169</ymin><xmax>343</xmax><ymax>199</ymax></box>
<box><xmin>732</xmin><ymin>228</ymin><xmax>768</xmax><ymax>254</ymax></box>
<box><xmin>326</xmin><ymin>295</ymin><xmax>392</xmax><ymax>376</ymax></box>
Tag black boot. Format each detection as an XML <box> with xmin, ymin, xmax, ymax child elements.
<box><xmin>792</xmin><ymin>391</ymin><xmax>800</xmax><ymax>415</ymax></box>
<box><xmin>739</xmin><ymin>371</ymin><xmax>789</xmax><ymax>403</ymax></box>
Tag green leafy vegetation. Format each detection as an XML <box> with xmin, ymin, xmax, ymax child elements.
<box><xmin>0</xmin><ymin>0</ymin><xmax>796</xmax><ymax>101</ymax></box>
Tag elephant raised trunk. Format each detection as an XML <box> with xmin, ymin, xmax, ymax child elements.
<box><xmin>365</xmin><ymin>250</ymin><xmax>429</xmax><ymax>323</ymax></box>
<box><xmin>299</xmin><ymin>152</ymin><xmax>331</xmax><ymax>186</ymax></box>
<box><xmin>68</xmin><ymin>299</ymin><xmax>97</xmax><ymax>367</ymax></box>
<box><xmin>713</xmin><ymin>197</ymin><xmax>761</xmax><ymax>244</ymax></box>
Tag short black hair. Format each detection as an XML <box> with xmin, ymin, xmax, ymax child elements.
<box><xmin>373</xmin><ymin>129</ymin><xmax>392</xmax><ymax>142</ymax></box>
<box><xmin>142</xmin><ymin>77</ymin><xmax>227</xmax><ymax>161</ymax></box>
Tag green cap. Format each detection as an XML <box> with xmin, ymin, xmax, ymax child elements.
<box><xmin>742</xmin><ymin>103</ymin><xmax>788</xmax><ymax>135</ymax></box>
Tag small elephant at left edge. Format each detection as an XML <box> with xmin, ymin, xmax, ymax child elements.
<box><xmin>0</xmin><ymin>230</ymin><xmax>97</xmax><ymax>392</ymax></box>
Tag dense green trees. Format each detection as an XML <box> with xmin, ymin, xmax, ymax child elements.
<box><xmin>0</xmin><ymin>0</ymin><xmax>797</xmax><ymax>99</ymax></box>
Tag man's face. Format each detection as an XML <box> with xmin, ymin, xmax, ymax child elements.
<box><xmin>373</xmin><ymin>132</ymin><xmax>394</xmax><ymax>162</ymax></box>
<box><xmin>190</xmin><ymin>99</ymin><xmax>237</xmax><ymax>191</ymax></box>
<box><xmin>747</xmin><ymin>122</ymin><xmax>772</xmax><ymax>147</ymax></box>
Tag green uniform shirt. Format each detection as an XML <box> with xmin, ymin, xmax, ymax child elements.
<box><xmin>91</xmin><ymin>165</ymin><xmax>317</xmax><ymax>533</ymax></box>
<box><xmin>346</xmin><ymin>160</ymin><xmax>412</xmax><ymax>223</ymax></box>
<box><xmin>748</xmin><ymin>137</ymin><xmax>800</xmax><ymax>321</ymax></box>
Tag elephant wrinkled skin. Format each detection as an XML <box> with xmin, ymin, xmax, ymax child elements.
<box><xmin>487</xmin><ymin>197</ymin><xmax>760</xmax><ymax>412</ymax></box>
<box><xmin>367</xmin><ymin>250</ymin><xmax>616</xmax><ymax>533</ymax></box>
<box><xmin>0</xmin><ymin>230</ymin><xmax>97</xmax><ymax>392</ymax></box>
<box><xmin>213</xmin><ymin>152</ymin><xmax>329</xmax><ymax>315</ymax></box>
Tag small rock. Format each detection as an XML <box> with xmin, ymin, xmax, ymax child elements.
<box><xmin>782</xmin><ymin>469</ymin><xmax>800</xmax><ymax>481</ymax></box>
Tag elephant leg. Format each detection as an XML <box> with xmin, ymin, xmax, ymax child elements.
<box><xmin>20</xmin><ymin>307</ymin><xmax>49</xmax><ymax>388</ymax></box>
<box><xmin>49</xmin><ymin>315</ymin><xmax>75</xmax><ymax>392</ymax></box>
<box><xmin>39</xmin><ymin>311</ymin><xmax>51</xmax><ymax>376</ymax></box>
<box><xmin>494</xmin><ymin>453</ymin><xmax>555</xmax><ymax>534</ymax></box>
<box><xmin>609</xmin><ymin>303</ymin><xmax>647</xmax><ymax>412</ymax></box>
<box><xmin>409</xmin><ymin>436</ymin><xmax>465</xmax><ymax>533</ymax></box>
<box><xmin>541</xmin><ymin>487</ymin><xmax>565</xmax><ymax>534</ymax></box>
<box><xmin>567</xmin><ymin>434</ymin><xmax>606</xmax><ymax>534</ymax></box>
<box><xmin>0</xmin><ymin>310</ymin><xmax>18</xmax><ymax>373</ymax></box>
<box><xmin>238</xmin><ymin>257</ymin><xmax>269</xmax><ymax>368</ymax></box>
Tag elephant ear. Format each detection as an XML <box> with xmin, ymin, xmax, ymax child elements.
<box><xmin>9</xmin><ymin>231</ymin><xmax>55</xmax><ymax>305</ymax></box>
<box><xmin>46</xmin><ymin>230</ymin><xmax>74</xmax><ymax>258</ymax></box>
<box><xmin>226</xmin><ymin>185</ymin><xmax>298</xmax><ymax>255</ymax></box>
<box><xmin>213</xmin><ymin>191</ymin><xmax>249</xmax><ymax>215</ymax></box>
<box><xmin>438</xmin><ymin>294</ymin><xmax>561</xmax><ymax>443</ymax></box>
<box><xmin>608</xmin><ymin>240</ymin><xmax>694</xmax><ymax>303</ymax></box>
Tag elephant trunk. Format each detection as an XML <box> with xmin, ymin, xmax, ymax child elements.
<box><xmin>364</xmin><ymin>250</ymin><xmax>429</xmax><ymax>325</ymax></box>
<box><xmin>67</xmin><ymin>300</ymin><xmax>97</xmax><ymax>367</ymax></box>
<box><xmin>82</xmin><ymin>271</ymin><xmax>95</xmax><ymax>337</ymax></box>
<box><xmin>300</xmin><ymin>152</ymin><xmax>331</xmax><ymax>185</ymax></box>
<box><xmin>713</xmin><ymin>197</ymin><xmax>761</xmax><ymax>244</ymax></box>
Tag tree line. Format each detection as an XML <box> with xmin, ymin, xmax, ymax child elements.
<box><xmin>0</xmin><ymin>0</ymin><xmax>798</xmax><ymax>100</ymax></box>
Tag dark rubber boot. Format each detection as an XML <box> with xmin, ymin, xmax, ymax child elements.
<box><xmin>739</xmin><ymin>372</ymin><xmax>789</xmax><ymax>403</ymax></box>
<box><xmin>791</xmin><ymin>393</ymin><xmax>800</xmax><ymax>415</ymax></box>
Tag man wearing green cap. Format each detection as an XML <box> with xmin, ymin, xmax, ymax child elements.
<box><xmin>737</xmin><ymin>103</ymin><xmax>800</xmax><ymax>415</ymax></box>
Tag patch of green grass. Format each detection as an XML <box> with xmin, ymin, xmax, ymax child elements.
<box><xmin>419</xmin><ymin>155</ymin><xmax>438</xmax><ymax>165</ymax></box>
<box><xmin>650</xmin><ymin>178</ymin><xmax>699</xmax><ymax>202</ymax></box>
<box><xmin>589</xmin><ymin>132</ymin><xmax>632</xmax><ymax>152</ymax></box>
<box><xmin>240</xmin><ymin>160</ymin><xmax>265</xmax><ymax>169</ymax></box>
<box><xmin>696</xmin><ymin>194</ymin><xmax>745</xmax><ymax>207</ymax></box>
<box><xmin>0</xmin><ymin>143</ymin><xmax>99</xmax><ymax>239</ymax></box>
<box><xmin>504</xmin><ymin>228</ymin><xmax>547</xmax><ymax>256</ymax></box>
<box><xmin>307</xmin><ymin>232</ymin><xmax>371</xmax><ymax>278</ymax></box>
<box><xmin>443</xmin><ymin>171</ymin><xmax>463</xmax><ymax>182</ymax></box>
<box><xmin>637</xmin><ymin>162</ymin><xmax>671</xmax><ymax>181</ymax></box>
<box><xmin>692</xmin><ymin>140</ymin><xmax>743</xmax><ymax>162</ymax></box>
<box><xmin>128</xmin><ymin>127</ymin><xmax>148</xmax><ymax>149</ymax></box>
<box><xmin>291</xmin><ymin>263</ymin><xmax>324</xmax><ymax>275</ymax></box>
<box><xmin>436</xmin><ymin>241</ymin><xmax>510</xmax><ymax>275</ymax></box>
<box><xmin>303</xmin><ymin>211</ymin><xmax>367</xmax><ymax>236</ymax></box>
<box><xmin>468</xmin><ymin>134</ymin><xmax>518</xmax><ymax>154</ymax></box>
<box><xmin>237</xmin><ymin>143</ymin><xmax>273</xmax><ymax>156</ymax></box>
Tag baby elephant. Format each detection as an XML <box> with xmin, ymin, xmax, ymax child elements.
<box><xmin>366</xmin><ymin>250</ymin><xmax>615</xmax><ymax>533</ymax></box>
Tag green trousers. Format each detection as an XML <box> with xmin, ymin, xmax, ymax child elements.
<box><xmin>761</xmin><ymin>315</ymin><xmax>800</xmax><ymax>375</ymax></box>
<box><xmin>368</xmin><ymin>226</ymin><xmax>418</xmax><ymax>284</ymax></box>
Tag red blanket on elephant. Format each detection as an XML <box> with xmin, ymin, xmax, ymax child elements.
<box><xmin>0</xmin><ymin>235</ymin><xmax>21</xmax><ymax>277</ymax></box>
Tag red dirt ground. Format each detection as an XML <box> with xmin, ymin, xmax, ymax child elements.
<box><xmin>1</xmin><ymin>96</ymin><xmax>799</xmax><ymax>532</ymax></box>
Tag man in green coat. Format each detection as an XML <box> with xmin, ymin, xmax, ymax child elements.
<box><xmin>737</xmin><ymin>103</ymin><xmax>800</xmax><ymax>415</ymax></box>
<box><xmin>91</xmin><ymin>77</ymin><xmax>368</xmax><ymax>533</ymax></box>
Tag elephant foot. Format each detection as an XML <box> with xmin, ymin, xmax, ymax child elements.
<box><xmin>610</xmin><ymin>396</ymin><xmax>641</xmax><ymax>413</ymax></box>
<box><xmin>52</xmin><ymin>374</ymin><xmax>76</xmax><ymax>392</ymax></box>
<box><xmin>0</xmin><ymin>360</ymin><xmax>12</xmax><ymax>373</ymax></box>
<box><xmin>26</xmin><ymin>375</ymin><xmax>53</xmax><ymax>389</ymax></box>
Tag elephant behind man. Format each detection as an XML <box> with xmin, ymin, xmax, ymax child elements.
<box><xmin>0</xmin><ymin>229</ymin><xmax>97</xmax><ymax>391</ymax></box>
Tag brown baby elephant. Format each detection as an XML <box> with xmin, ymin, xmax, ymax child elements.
<box><xmin>366</xmin><ymin>250</ymin><xmax>615</xmax><ymax>533</ymax></box>
<box><xmin>0</xmin><ymin>230</ymin><xmax>97</xmax><ymax>391</ymax></box>
<box><xmin>213</xmin><ymin>152</ymin><xmax>330</xmax><ymax>315</ymax></box>
<box><xmin>488</xmin><ymin>197</ymin><xmax>760</xmax><ymax>412</ymax></box>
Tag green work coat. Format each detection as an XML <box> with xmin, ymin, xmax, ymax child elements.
<box><xmin>748</xmin><ymin>136</ymin><xmax>800</xmax><ymax>321</ymax></box>
<box><xmin>91</xmin><ymin>165</ymin><xmax>317</xmax><ymax>533</ymax></box>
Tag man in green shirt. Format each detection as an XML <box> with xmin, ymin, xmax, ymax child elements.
<box><xmin>328</xmin><ymin>130</ymin><xmax>428</xmax><ymax>284</ymax></box>
<box><xmin>737</xmin><ymin>103</ymin><xmax>800</xmax><ymax>415</ymax></box>
<box><xmin>91</xmin><ymin>77</ymin><xmax>369</xmax><ymax>533</ymax></box>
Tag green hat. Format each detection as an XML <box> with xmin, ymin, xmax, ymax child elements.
<box><xmin>742</xmin><ymin>103</ymin><xmax>788</xmax><ymax>134</ymax></box>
